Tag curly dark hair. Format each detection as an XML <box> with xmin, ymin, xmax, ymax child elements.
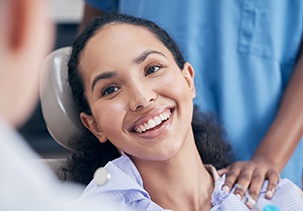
<box><xmin>62</xmin><ymin>13</ymin><xmax>233</xmax><ymax>185</ymax></box>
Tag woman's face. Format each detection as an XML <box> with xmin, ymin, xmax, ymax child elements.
<box><xmin>79</xmin><ymin>23</ymin><xmax>196</xmax><ymax>162</ymax></box>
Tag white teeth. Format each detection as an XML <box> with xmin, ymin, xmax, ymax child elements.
<box><xmin>159</xmin><ymin>114</ymin><xmax>165</xmax><ymax>120</ymax></box>
<box><xmin>165</xmin><ymin>112</ymin><xmax>169</xmax><ymax>119</ymax></box>
<box><xmin>139</xmin><ymin>125</ymin><xmax>145</xmax><ymax>133</ymax></box>
<box><xmin>147</xmin><ymin>119</ymin><xmax>156</xmax><ymax>128</ymax></box>
<box><xmin>134</xmin><ymin>110</ymin><xmax>171</xmax><ymax>133</ymax></box>
<box><xmin>154</xmin><ymin>116</ymin><xmax>161</xmax><ymax>125</ymax></box>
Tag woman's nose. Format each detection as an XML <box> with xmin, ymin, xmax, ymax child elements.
<box><xmin>128</xmin><ymin>81</ymin><xmax>156</xmax><ymax>111</ymax></box>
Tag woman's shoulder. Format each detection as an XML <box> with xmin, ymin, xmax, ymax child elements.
<box><xmin>80</xmin><ymin>154</ymin><xmax>170</xmax><ymax>211</ymax></box>
<box><xmin>80</xmin><ymin>154</ymin><xmax>145</xmax><ymax>199</ymax></box>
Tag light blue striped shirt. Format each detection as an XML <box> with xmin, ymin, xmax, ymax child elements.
<box><xmin>81</xmin><ymin>154</ymin><xmax>303</xmax><ymax>210</ymax></box>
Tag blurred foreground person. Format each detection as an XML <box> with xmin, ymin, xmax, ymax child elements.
<box><xmin>0</xmin><ymin>1</ymin><xmax>124</xmax><ymax>210</ymax></box>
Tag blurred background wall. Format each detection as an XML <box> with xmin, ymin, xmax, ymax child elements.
<box><xmin>18</xmin><ymin>0</ymin><xmax>84</xmax><ymax>158</ymax></box>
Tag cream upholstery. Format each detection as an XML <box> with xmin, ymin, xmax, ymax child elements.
<box><xmin>40</xmin><ymin>47</ymin><xmax>85</xmax><ymax>150</ymax></box>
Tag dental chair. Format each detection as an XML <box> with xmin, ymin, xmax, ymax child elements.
<box><xmin>40</xmin><ymin>48</ymin><xmax>109</xmax><ymax>184</ymax></box>
<box><xmin>39</xmin><ymin>46</ymin><xmax>85</xmax><ymax>173</ymax></box>
<box><xmin>40</xmin><ymin>46</ymin><xmax>85</xmax><ymax>151</ymax></box>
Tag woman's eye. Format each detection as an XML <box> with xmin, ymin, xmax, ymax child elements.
<box><xmin>145</xmin><ymin>65</ymin><xmax>161</xmax><ymax>76</ymax></box>
<box><xmin>102</xmin><ymin>85</ymin><xmax>119</xmax><ymax>96</ymax></box>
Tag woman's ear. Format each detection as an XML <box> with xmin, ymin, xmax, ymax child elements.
<box><xmin>80</xmin><ymin>112</ymin><xmax>107</xmax><ymax>143</ymax></box>
<box><xmin>182</xmin><ymin>62</ymin><xmax>196</xmax><ymax>99</ymax></box>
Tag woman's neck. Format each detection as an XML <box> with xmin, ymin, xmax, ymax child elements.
<box><xmin>134</xmin><ymin>137</ymin><xmax>214</xmax><ymax>211</ymax></box>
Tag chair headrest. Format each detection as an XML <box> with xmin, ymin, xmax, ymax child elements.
<box><xmin>40</xmin><ymin>47</ymin><xmax>85</xmax><ymax>151</ymax></box>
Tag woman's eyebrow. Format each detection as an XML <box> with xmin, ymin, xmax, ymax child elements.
<box><xmin>133</xmin><ymin>49</ymin><xmax>166</xmax><ymax>64</ymax></box>
<box><xmin>91</xmin><ymin>71</ymin><xmax>116</xmax><ymax>91</ymax></box>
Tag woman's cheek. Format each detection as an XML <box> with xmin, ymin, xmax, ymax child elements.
<box><xmin>96</xmin><ymin>100</ymin><xmax>126</xmax><ymax>128</ymax></box>
<box><xmin>161</xmin><ymin>72</ymin><xmax>189</xmax><ymax>97</ymax></box>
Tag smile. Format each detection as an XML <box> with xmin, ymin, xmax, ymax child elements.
<box><xmin>134</xmin><ymin>110</ymin><xmax>171</xmax><ymax>133</ymax></box>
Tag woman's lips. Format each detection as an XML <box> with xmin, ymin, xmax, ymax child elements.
<box><xmin>131</xmin><ymin>108</ymin><xmax>174</xmax><ymax>139</ymax></box>
<box><xmin>133</xmin><ymin>110</ymin><xmax>171</xmax><ymax>133</ymax></box>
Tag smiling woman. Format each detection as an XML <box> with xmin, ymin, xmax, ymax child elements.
<box><xmin>63</xmin><ymin>13</ymin><xmax>303</xmax><ymax>211</ymax></box>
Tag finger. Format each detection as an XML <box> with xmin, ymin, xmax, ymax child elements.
<box><xmin>265</xmin><ymin>169</ymin><xmax>280</xmax><ymax>199</ymax></box>
<box><xmin>217</xmin><ymin>168</ymin><xmax>228</xmax><ymax>176</ymax></box>
<box><xmin>245</xmin><ymin>170</ymin><xmax>266</xmax><ymax>208</ymax></box>
<box><xmin>222</xmin><ymin>164</ymin><xmax>242</xmax><ymax>193</ymax></box>
<box><xmin>233</xmin><ymin>168</ymin><xmax>254</xmax><ymax>200</ymax></box>
<box><xmin>244</xmin><ymin>191</ymin><xmax>257</xmax><ymax>209</ymax></box>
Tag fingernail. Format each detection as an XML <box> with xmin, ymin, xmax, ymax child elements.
<box><xmin>222</xmin><ymin>185</ymin><xmax>230</xmax><ymax>192</ymax></box>
<box><xmin>246</xmin><ymin>201</ymin><xmax>254</xmax><ymax>209</ymax></box>
<box><xmin>235</xmin><ymin>194</ymin><xmax>242</xmax><ymax>200</ymax></box>
<box><xmin>246</xmin><ymin>196</ymin><xmax>256</xmax><ymax>207</ymax></box>
<box><xmin>266</xmin><ymin>190</ymin><xmax>273</xmax><ymax>198</ymax></box>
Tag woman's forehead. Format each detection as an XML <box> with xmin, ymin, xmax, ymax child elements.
<box><xmin>81</xmin><ymin>23</ymin><xmax>172</xmax><ymax>65</ymax></box>
<box><xmin>88</xmin><ymin>23</ymin><xmax>163</xmax><ymax>50</ymax></box>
